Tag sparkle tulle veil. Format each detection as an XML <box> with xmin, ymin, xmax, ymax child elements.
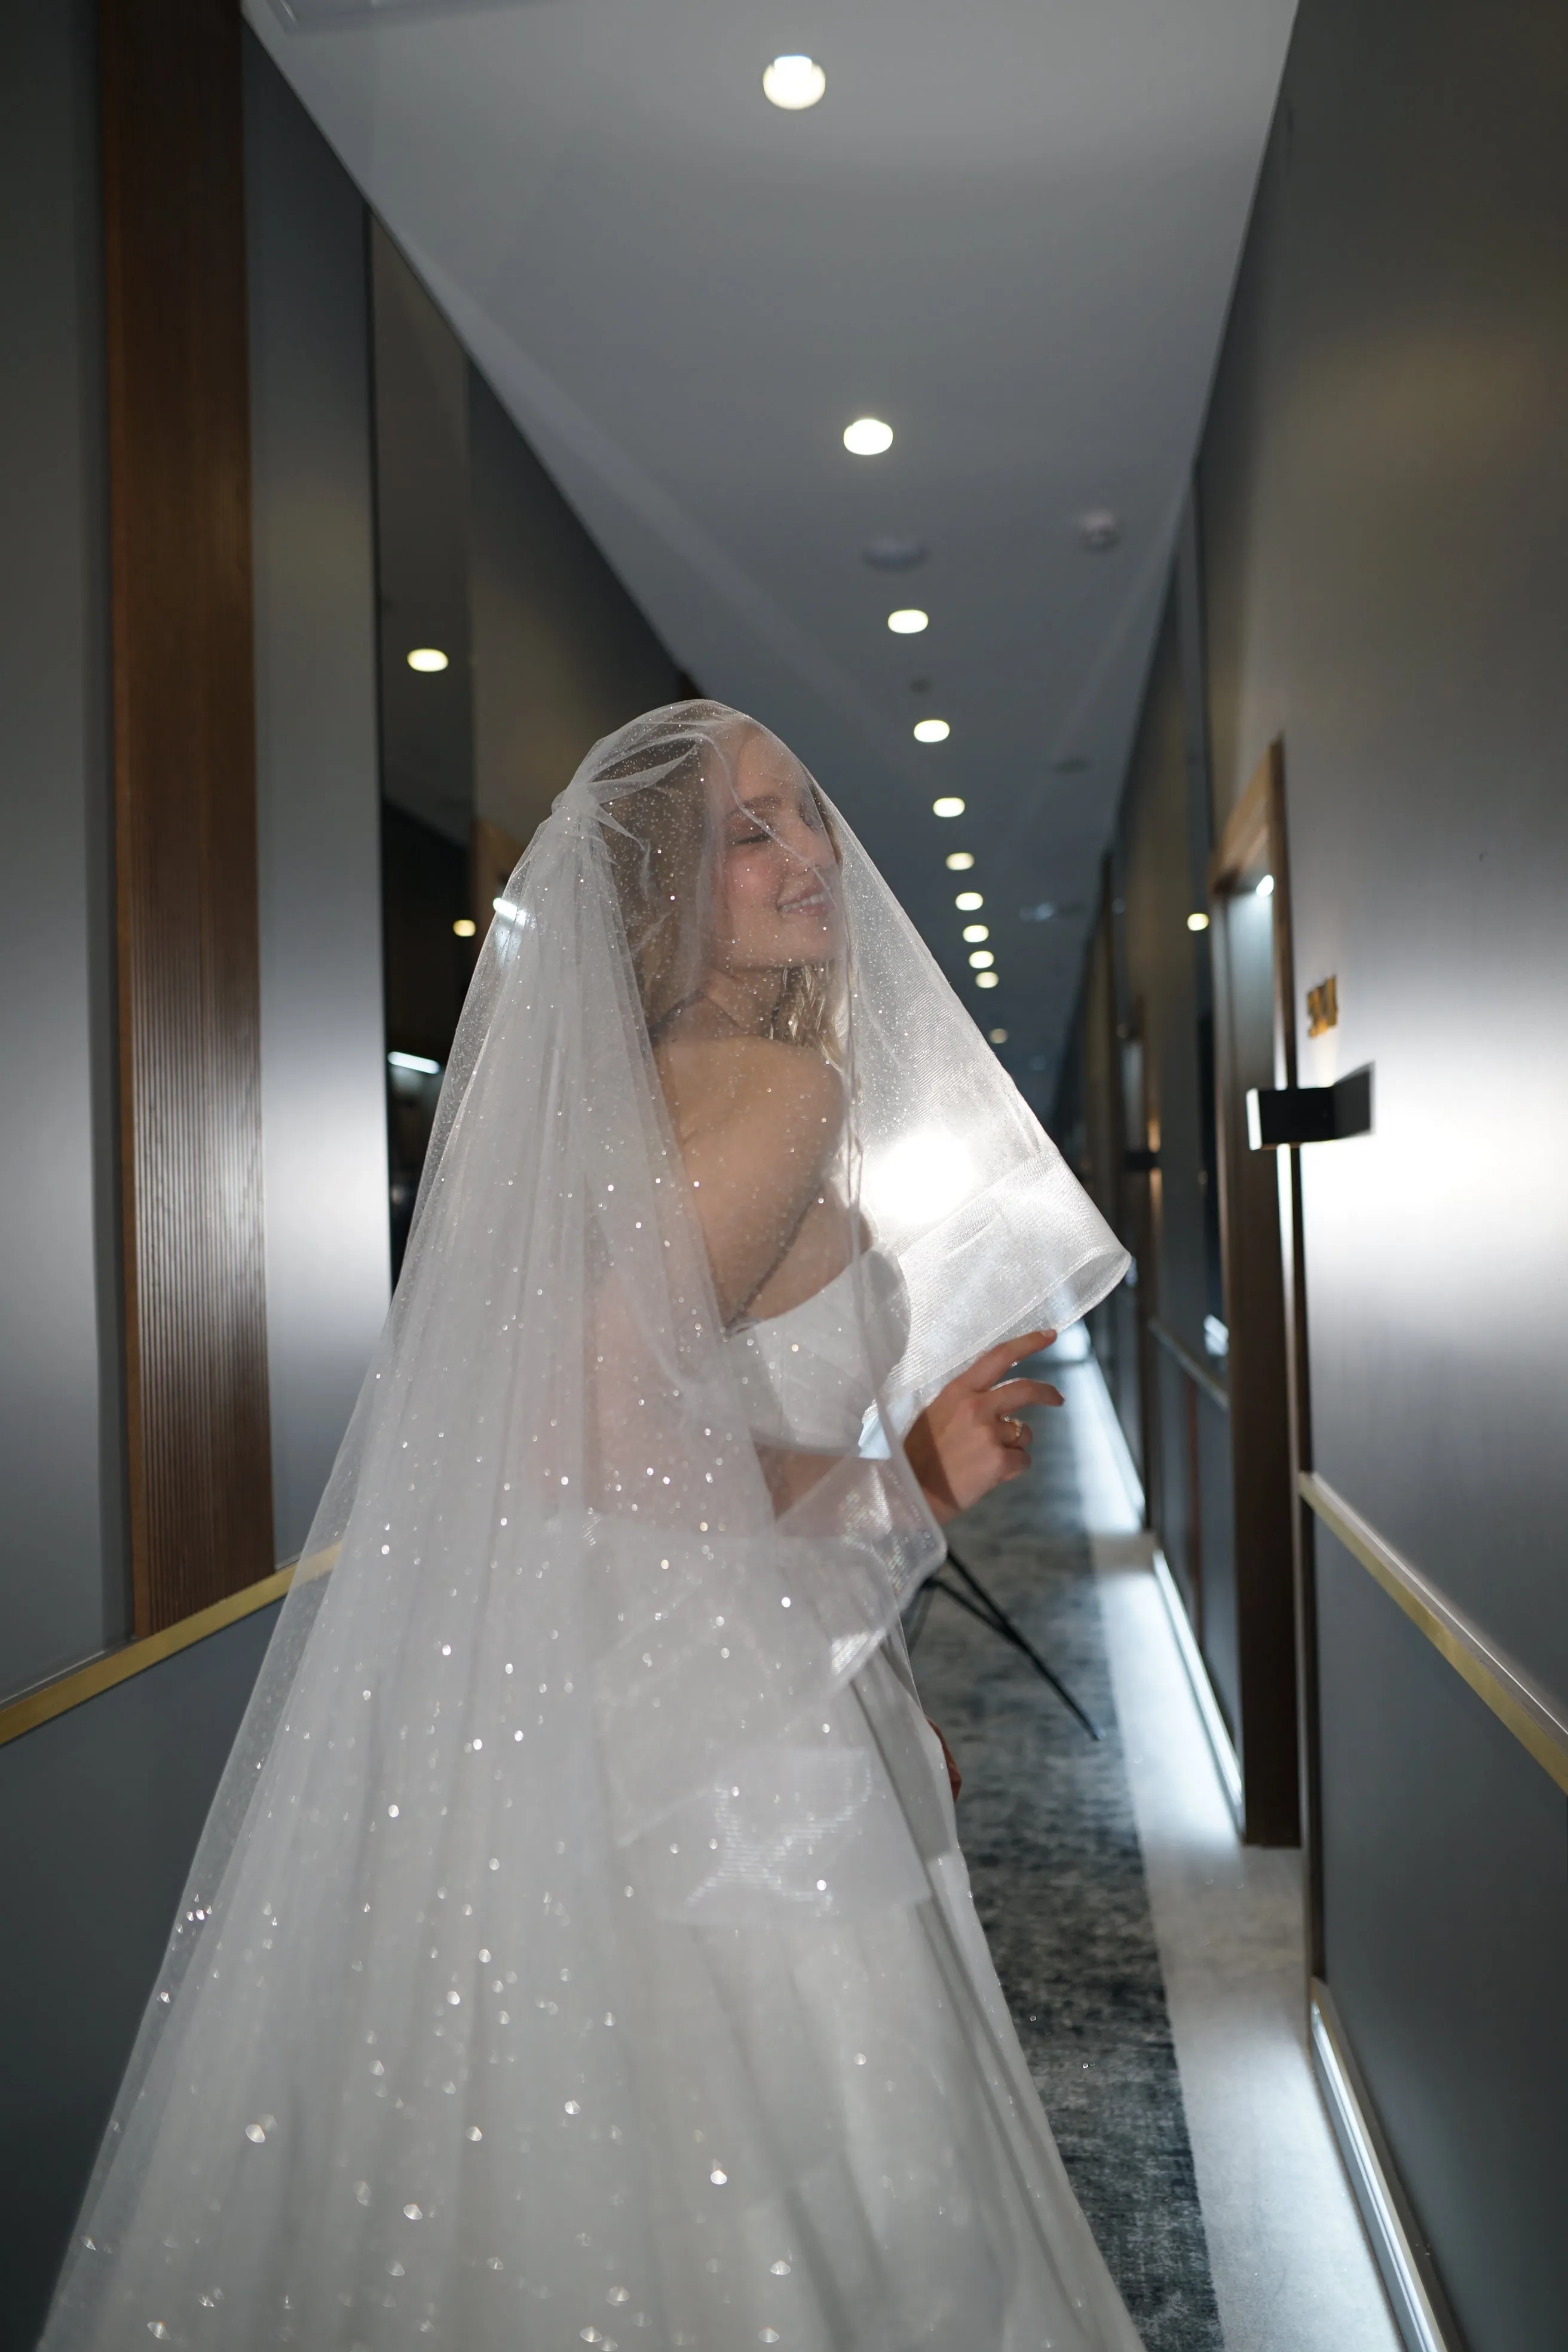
<box><xmin>44</xmin><ymin>704</ymin><xmax>1134</xmax><ymax>2351</ymax></box>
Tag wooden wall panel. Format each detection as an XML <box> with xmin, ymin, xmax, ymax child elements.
<box><xmin>102</xmin><ymin>0</ymin><xmax>273</xmax><ymax>1631</ymax></box>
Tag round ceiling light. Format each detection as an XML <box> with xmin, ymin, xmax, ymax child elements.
<box><xmin>945</xmin><ymin>850</ymin><xmax>975</xmax><ymax>872</ymax></box>
<box><xmin>452</xmin><ymin>917</ymin><xmax>476</xmax><ymax>938</ymax></box>
<box><xmin>863</xmin><ymin>535</ymin><xmax>927</xmax><ymax>572</ymax></box>
<box><xmin>843</xmin><ymin>417</ymin><xmax>893</xmax><ymax>456</ymax></box>
<box><xmin>763</xmin><ymin>54</ymin><xmax>826</xmax><ymax>109</ymax></box>
<box><xmin>1186</xmin><ymin>911</ymin><xmax>1210</xmax><ymax>932</ymax></box>
<box><xmin>932</xmin><ymin>796</ymin><xmax>965</xmax><ymax>819</ymax></box>
<box><xmin>968</xmin><ymin>949</ymin><xmax>994</xmax><ymax>969</ymax></box>
<box><xmin>962</xmin><ymin>923</ymin><xmax>989</xmax><ymax>944</ymax></box>
<box><xmin>976</xmin><ymin>971</ymin><xmax>999</xmax><ymax>990</ymax></box>
<box><xmin>407</xmin><ymin>647</ymin><xmax>448</xmax><ymax>673</ymax></box>
<box><xmin>954</xmin><ymin>890</ymin><xmax>983</xmax><ymax>911</ymax></box>
<box><xmin>913</xmin><ymin>718</ymin><xmax>950</xmax><ymax>743</ymax></box>
<box><xmin>1076</xmin><ymin>510</ymin><xmax>1122</xmax><ymax>552</ymax></box>
<box><xmin>887</xmin><ymin>608</ymin><xmax>928</xmax><ymax>635</ymax></box>
<box><xmin>1256</xmin><ymin>872</ymin><xmax>1275</xmax><ymax>898</ymax></box>
<box><xmin>988</xmin><ymin>1027</ymin><xmax>1008</xmax><ymax>1044</ymax></box>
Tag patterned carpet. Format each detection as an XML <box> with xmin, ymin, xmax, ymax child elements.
<box><xmin>905</xmin><ymin>1380</ymin><xmax>1223</xmax><ymax>2352</ymax></box>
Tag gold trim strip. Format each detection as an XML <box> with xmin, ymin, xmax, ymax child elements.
<box><xmin>1147</xmin><ymin>1315</ymin><xmax>1230</xmax><ymax>1412</ymax></box>
<box><xmin>1301</xmin><ymin>1471</ymin><xmax>1568</xmax><ymax>1797</ymax></box>
<box><xmin>0</xmin><ymin>1565</ymin><xmax>295</xmax><ymax>1751</ymax></box>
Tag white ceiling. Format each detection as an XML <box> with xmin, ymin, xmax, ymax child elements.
<box><xmin>249</xmin><ymin>0</ymin><xmax>1294</xmax><ymax>1107</ymax></box>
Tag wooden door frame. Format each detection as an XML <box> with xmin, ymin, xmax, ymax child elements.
<box><xmin>1207</xmin><ymin>742</ymin><xmax>1305</xmax><ymax>1845</ymax></box>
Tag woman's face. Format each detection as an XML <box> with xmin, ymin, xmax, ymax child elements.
<box><xmin>708</xmin><ymin>732</ymin><xmax>843</xmax><ymax>976</ymax></box>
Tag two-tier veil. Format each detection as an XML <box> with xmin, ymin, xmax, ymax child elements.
<box><xmin>43</xmin><ymin>703</ymin><xmax>1135</xmax><ymax>2351</ymax></box>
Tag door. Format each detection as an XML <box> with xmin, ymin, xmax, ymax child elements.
<box><xmin>1206</xmin><ymin>742</ymin><xmax>1302</xmax><ymax>1845</ymax></box>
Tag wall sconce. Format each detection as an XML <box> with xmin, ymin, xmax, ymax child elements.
<box><xmin>1247</xmin><ymin>1065</ymin><xmax>1373</xmax><ymax>1149</ymax></box>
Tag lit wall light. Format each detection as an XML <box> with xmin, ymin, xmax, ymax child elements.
<box><xmin>406</xmin><ymin>648</ymin><xmax>448</xmax><ymax>673</ymax></box>
<box><xmin>932</xmin><ymin>796</ymin><xmax>965</xmax><ymax>819</ymax></box>
<box><xmin>763</xmin><ymin>54</ymin><xmax>826</xmax><ymax>109</ymax></box>
<box><xmin>388</xmin><ymin>1050</ymin><xmax>441</xmax><ymax>1076</ymax></box>
<box><xmin>945</xmin><ymin>850</ymin><xmax>975</xmax><ymax>871</ymax></box>
<box><xmin>1186</xmin><ymin>911</ymin><xmax>1209</xmax><ymax>933</ymax></box>
<box><xmin>954</xmin><ymin>890</ymin><xmax>983</xmax><ymax>911</ymax></box>
<box><xmin>453</xmin><ymin>917</ymin><xmax>477</xmax><ymax>938</ymax></box>
<box><xmin>887</xmin><ymin>608</ymin><xmax>928</xmax><ymax>635</ymax></box>
<box><xmin>988</xmin><ymin>1027</ymin><xmax>1008</xmax><ymax>1044</ymax></box>
<box><xmin>976</xmin><ymin>971</ymin><xmax>999</xmax><ymax>990</ymax></box>
<box><xmin>1255</xmin><ymin>873</ymin><xmax>1275</xmax><ymax>898</ymax></box>
<box><xmin>962</xmin><ymin>923</ymin><xmax>989</xmax><ymax>944</ymax></box>
<box><xmin>913</xmin><ymin>718</ymin><xmax>950</xmax><ymax>743</ymax></box>
<box><xmin>843</xmin><ymin>416</ymin><xmax>893</xmax><ymax>456</ymax></box>
<box><xmin>969</xmin><ymin>949</ymin><xmax>994</xmax><ymax>970</ymax></box>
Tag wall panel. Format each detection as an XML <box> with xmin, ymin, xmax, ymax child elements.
<box><xmin>0</xmin><ymin>0</ymin><xmax>124</xmax><ymax>1696</ymax></box>
<box><xmin>244</xmin><ymin>35</ymin><xmax>389</xmax><ymax>1561</ymax></box>
<box><xmin>102</xmin><ymin>0</ymin><xmax>273</xmax><ymax>1629</ymax></box>
<box><xmin>1317</xmin><ymin>1529</ymin><xmax>1568</xmax><ymax>2350</ymax></box>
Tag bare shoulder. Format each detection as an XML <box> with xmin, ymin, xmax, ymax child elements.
<box><xmin>656</xmin><ymin>1036</ymin><xmax>843</xmax><ymax>1144</ymax></box>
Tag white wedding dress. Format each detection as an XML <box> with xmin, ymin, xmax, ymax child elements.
<box><xmin>42</xmin><ymin>703</ymin><xmax>1138</xmax><ymax>2351</ymax></box>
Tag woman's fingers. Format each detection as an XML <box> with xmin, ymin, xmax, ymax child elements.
<box><xmin>985</xmin><ymin>1376</ymin><xmax>1062</xmax><ymax>1415</ymax></box>
<box><xmin>956</xmin><ymin>1330</ymin><xmax>1056</xmax><ymax>1392</ymax></box>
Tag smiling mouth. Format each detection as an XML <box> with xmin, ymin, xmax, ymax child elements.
<box><xmin>779</xmin><ymin>886</ymin><xmax>833</xmax><ymax>916</ymax></box>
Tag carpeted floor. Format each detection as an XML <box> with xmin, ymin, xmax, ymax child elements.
<box><xmin>905</xmin><ymin>1384</ymin><xmax>1223</xmax><ymax>2352</ymax></box>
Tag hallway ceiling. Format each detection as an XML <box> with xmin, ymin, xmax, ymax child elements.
<box><xmin>249</xmin><ymin>0</ymin><xmax>1294</xmax><ymax>1110</ymax></box>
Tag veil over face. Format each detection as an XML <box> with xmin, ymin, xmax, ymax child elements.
<box><xmin>42</xmin><ymin>703</ymin><xmax>1132</xmax><ymax>2352</ymax></box>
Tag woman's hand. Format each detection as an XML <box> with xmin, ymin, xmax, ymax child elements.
<box><xmin>902</xmin><ymin>1331</ymin><xmax>1062</xmax><ymax>1523</ymax></box>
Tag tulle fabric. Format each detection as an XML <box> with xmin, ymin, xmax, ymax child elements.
<box><xmin>41</xmin><ymin>703</ymin><xmax>1135</xmax><ymax>2351</ymax></box>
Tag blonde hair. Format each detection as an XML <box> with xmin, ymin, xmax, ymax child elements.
<box><xmin>600</xmin><ymin>725</ymin><xmax>846</xmax><ymax>1060</ymax></box>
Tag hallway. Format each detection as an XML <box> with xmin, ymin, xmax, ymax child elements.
<box><xmin>4</xmin><ymin>0</ymin><xmax>1568</xmax><ymax>2341</ymax></box>
<box><xmin>912</xmin><ymin>1346</ymin><xmax>1399</xmax><ymax>2350</ymax></box>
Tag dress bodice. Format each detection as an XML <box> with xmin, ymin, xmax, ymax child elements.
<box><xmin>723</xmin><ymin>1246</ymin><xmax>910</xmax><ymax>1452</ymax></box>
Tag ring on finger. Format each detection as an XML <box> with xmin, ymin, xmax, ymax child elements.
<box><xmin>999</xmin><ymin>1414</ymin><xmax>1027</xmax><ymax>1448</ymax></box>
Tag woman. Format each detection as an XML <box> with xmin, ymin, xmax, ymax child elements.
<box><xmin>44</xmin><ymin>704</ymin><xmax>1137</xmax><ymax>2351</ymax></box>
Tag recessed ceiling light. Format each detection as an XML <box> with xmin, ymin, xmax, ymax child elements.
<box><xmin>932</xmin><ymin>796</ymin><xmax>965</xmax><ymax>818</ymax></box>
<box><xmin>453</xmin><ymin>917</ymin><xmax>476</xmax><ymax>938</ymax></box>
<box><xmin>863</xmin><ymin>535</ymin><xmax>927</xmax><ymax>571</ymax></box>
<box><xmin>968</xmin><ymin>949</ymin><xmax>994</xmax><ymax>969</ymax></box>
<box><xmin>843</xmin><ymin>417</ymin><xmax>893</xmax><ymax>456</ymax></box>
<box><xmin>976</xmin><ymin>971</ymin><xmax>999</xmax><ymax>989</ymax></box>
<box><xmin>913</xmin><ymin>718</ymin><xmax>950</xmax><ymax>743</ymax></box>
<box><xmin>945</xmin><ymin>850</ymin><xmax>975</xmax><ymax>871</ymax></box>
<box><xmin>1186</xmin><ymin>911</ymin><xmax>1210</xmax><ymax>932</ymax></box>
<box><xmin>887</xmin><ymin>608</ymin><xmax>928</xmax><ymax>635</ymax></box>
<box><xmin>962</xmin><ymin>923</ymin><xmax>989</xmax><ymax>944</ymax></box>
<box><xmin>1256</xmin><ymin>873</ymin><xmax>1275</xmax><ymax>898</ymax></box>
<box><xmin>1076</xmin><ymin>510</ymin><xmax>1122</xmax><ymax>552</ymax></box>
<box><xmin>954</xmin><ymin>890</ymin><xmax>983</xmax><ymax>911</ymax></box>
<box><xmin>763</xmin><ymin>54</ymin><xmax>826</xmax><ymax>109</ymax></box>
<box><xmin>407</xmin><ymin>647</ymin><xmax>448</xmax><ymax>673</ymax></box>
<box><xmin>988</xmin><ymin>1027</ymin><xmax>1008</xmax><ymax>1044</ymax></box>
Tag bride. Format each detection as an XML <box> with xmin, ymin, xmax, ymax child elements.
<box><xmin>44</xmin><ymin>703</ymin><xmax>1138</xmax><ymax>2350</ymax></box>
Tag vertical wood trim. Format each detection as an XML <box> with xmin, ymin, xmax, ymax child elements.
<box><xmin>102</xmin><ymin>0</ymin><xmax>272</xmax><ymax>1633</ymax></box>
<box><xmin>1208</xmin><ymin>740</ymin><xmax>1300</xmax><ymax>1843</ymax></box>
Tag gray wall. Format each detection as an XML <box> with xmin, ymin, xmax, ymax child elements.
<box><xmin>468</xmin><ymin>368</ymin><xmax>684</xmax><ymax>852</ymax></box>
<box><xmin>0</xmin><ymin>1606</ymin><xmax>281</xmax><ymax>2352</ymax></box>
<box><xmin>245</xmin><ymin>35</ymin><xmax>390</xmax><ymax>1562</ymax></box>
<box><xmin>1095</xmin><ymin>0</ymin><xmax>1568</xmax><ymax>2336</ymax></box>
<box><xmin>0</xmin><ymin>0</ymin><xmax>125</xmax><ymax>1697</ymax></box>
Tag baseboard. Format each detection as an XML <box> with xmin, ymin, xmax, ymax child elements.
<box><xmin>1310</xmin><ymin>1980</ymin><xmax>1463</xmax><ymax>2352</ymax></box>
<box><xmin>1081</xmin><ymin>1349</ymin><xmax>1146</xmax><ymax>1520</ymax></box>
<box><xmin>1150</xmin><ymin>1546</ymin><xmax>1245</xmax><ymax>1828</ymax></box>
<box><xmin>1080</xmin><ymin>1352</ymin><xmax>1245</xmax><ymax>1828</ymax></box>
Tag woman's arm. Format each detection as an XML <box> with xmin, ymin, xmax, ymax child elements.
<box><xmin>657</xmin><ymin>1037</ymin><xmax>846</xmax><ymax>1322</ymax></box>
<box><xmin>902</xmin><ymin>1331</ymin><xmax>1062</xmax><ymax>1523</ymax></box>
